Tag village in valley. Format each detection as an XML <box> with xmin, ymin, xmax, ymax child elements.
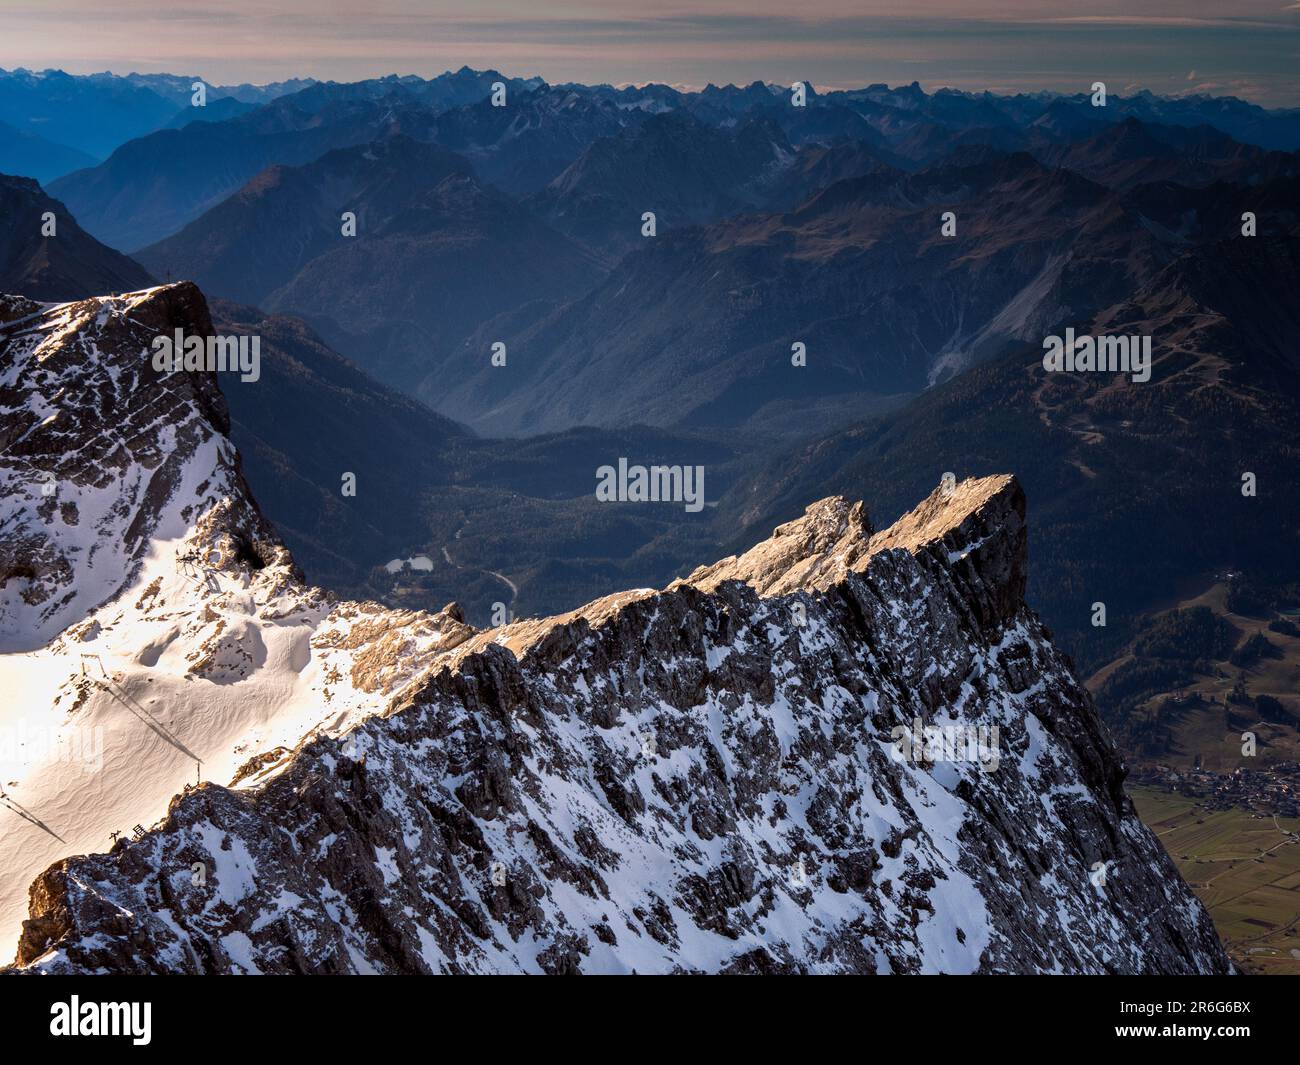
<box><xmin>1130</xmin><ymin>761</ymin><xmax>1300</xmax><ymax>822</ymax></box>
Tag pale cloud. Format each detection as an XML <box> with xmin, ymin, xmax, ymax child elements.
<box><xmin>0</xmin><ymin>2</ymin><xmax>1296</xmax><ymax>105</ymax></box>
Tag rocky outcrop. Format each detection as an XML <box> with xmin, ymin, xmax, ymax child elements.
<box><xmin>0</xmin><ymin>282</ymin><xmax>282</xmax><ymax>649</ymax></box>
<box><xmin>6</xmin><ymin>469</ymin><xmax>1230</xmax><ymax>973</ymax></box>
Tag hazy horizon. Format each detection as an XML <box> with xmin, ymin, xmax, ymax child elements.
<box><xmin>2</xmin><ymin>1</ymin><xmax>1298</xmax><ymax>107</ymax></box>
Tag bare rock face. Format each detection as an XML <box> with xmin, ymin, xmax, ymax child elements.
<box><xmin>5</xmin><ymin>458</ymin><xmax>1229</xmax><ymax>972</ymax></box>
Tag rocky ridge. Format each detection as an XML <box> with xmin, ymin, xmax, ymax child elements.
<box><xmin>4</xmin><ymin>410</ymin><xmax>1228</xmax><ymax>971</ymax></box>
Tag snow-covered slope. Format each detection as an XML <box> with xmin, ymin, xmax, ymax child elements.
<box><xmin>0</xmin><ymin>285</ymin><xmax>474</xmax><ymax>957</ymax></box>
<box><xmin>0</xmin><ymin>285</ymin><xmax>1228</xmax><ymax>972</ymax></box>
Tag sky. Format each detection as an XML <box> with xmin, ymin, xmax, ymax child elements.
<box><xmin>2</xmin><ymin>1</ymin><xmax>1299</xmax><ymax>106</ymax></box>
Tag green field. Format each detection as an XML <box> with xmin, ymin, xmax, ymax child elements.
<box><xmin>1130</xmin><ymin>785</ymin><xmax>1300</xmax><ymax>975</ymax></box>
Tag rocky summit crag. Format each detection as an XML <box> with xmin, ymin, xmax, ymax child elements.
<box><xmin>0</xmin><ymin>284</ymin><xmax>1228</xmax><ymax>973</ymax></box>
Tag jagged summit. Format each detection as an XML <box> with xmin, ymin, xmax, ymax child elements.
<box><xmin>680</xmin><ymin>495</ymin><xmax>873</xmax><ymax>597</ymax></box>
<box><xmin>679</xmin><ymin>474</ymin><xmax>1020</xmax><ymax>599</ymax></box>
<box><xmin>435</xmin><ymin>475</ymin><xmax>1021</xmax><ymax>668</ymax></box>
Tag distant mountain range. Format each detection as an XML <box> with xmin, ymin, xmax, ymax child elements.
<box><xmin>95</xmin><ymin>74</ymin><xmax>1294</xmax><ymax>438</ymax></box>
<box><xmin>28</xmin><ymin>68</ymin><xmax>1299</xmax><ymax>251</ymax></box>
<box><xmin>530</xmin><ymin>111</ymin><xmax>812</xmax><ymax>259</ymax></box>
<box><xmin>1038</xmin><ymin>116</ymin><xmax>1298</xmax><ymax>190</ymax></box>
<box><xmin>1</xmin><ymin>67</ymin><xmax>1298</xmax><ymax>683</ymax></box>
<box><xmin>44</xmin><ymin>70</ymin><xmax>554</xmax><ymax>249</ymax></box>
<box><xmin>0</xmin><ymin>67</ymin><xmax>311</xmax><ymax>168</ymax></box>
